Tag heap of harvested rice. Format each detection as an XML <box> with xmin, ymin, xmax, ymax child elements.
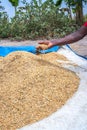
<box><xmin>0</xmin><ymin>51</ymin><xmax>79</xmax><ymax>130</ymax></box>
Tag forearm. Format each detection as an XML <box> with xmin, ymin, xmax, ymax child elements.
<box><xmin>51</xmin><ymin>32</ymin><xmax>84</xmax><ymax>46</ymax></box>
<box><xmin>37</xmin><ymin>26</ymin><xmax>87</xmax><ymax>49</ymax></box>
<box><xmin>51</xmin><ymin>25</ymin><xmax>87</xmax><ymax>46</ymax></box>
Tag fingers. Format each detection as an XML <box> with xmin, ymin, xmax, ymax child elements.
<box><xmin>36</xmin><ymin>46</ymin><xmax>43</xmax><ymax>50</ymax></box>
<box><xmin>37</xmin><ymin>40</ymin><xmax>53</xmax><ymax>50</ymax></box>
<box><xmin>38</xmin><ymin>40</ymin><xmax>49</xmax><ymax>45</ymax></box>
<box><xmin>37</xmin><ymin>40</ymin><xmax>49</xmax><ymax>50</ymax></box>
<box><xmin>36</xmin><ymin>44</ymin><xmax>49</xmax><ymax>50</ymax></box>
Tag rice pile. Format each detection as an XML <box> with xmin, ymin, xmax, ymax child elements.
<box><xmin>0</xmin><ymin>52</ymin><xmax>79</xmax><ymax>130</ymax></box>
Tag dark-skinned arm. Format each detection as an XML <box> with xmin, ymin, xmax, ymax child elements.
<box><xmin>50</xmin><ymin>25</ymin><xmax>87</xmax><ymax>46</ymax></box>
<box><xmin>37</xmin><ymin>25</ymin><xmax>87</xmax><ymax>50</ymax></box>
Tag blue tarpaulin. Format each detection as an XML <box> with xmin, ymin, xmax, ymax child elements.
<box><xmin>0</xmin><ymin>45</ymin><xmax>60</xmax><ymax>57</ymax></box>
<box><xmin>0</xmin><ymin>45</ymin><xmax>87</xmax><ymax>60</ymax></box>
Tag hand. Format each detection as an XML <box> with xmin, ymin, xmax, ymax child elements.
<box><xmin>36</xmin><ymin>40</ymin><xmax>53</xmax><ymax>50</ymax></box>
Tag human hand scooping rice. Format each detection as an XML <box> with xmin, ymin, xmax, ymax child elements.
<box><xmin>37</xmin><ymin>22</ymin><xmax>87</xmax><ymax>50</ymax></box>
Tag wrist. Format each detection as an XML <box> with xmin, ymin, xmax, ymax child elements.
<box><xmin>50</xmin><ymin>39</ymin><xmax>58</xmax><ymax>46</ymax></box>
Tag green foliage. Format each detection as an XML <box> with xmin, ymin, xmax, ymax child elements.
<box><xmin>8</xmin><ymin>0</ymin><xmax>19</xmax><ymax>15</ymax></box>
<box><xmin>0</xmin><ymin>1</ymin><xmax>10</xmax><ymax>38</ymax></box>
<box><xmin>0</xmin><ymin>12</ymin><xmax>10</xmax><ymax>38</ymax></box>
<box><xmin>56</xmin><ymin>0</ymin><xmax>87</xmax><ymax>24</ymax></box>
<box><xmin>8</xmin><ymin>0</ymin><xmax>19</xmax><ymax>7</ymax></box>
<box><xmin>84</xmin><ymin>14</ymin><xmax>87</xmax><ymax>21</ymax></box>
<box><xmin>56</xmin><ymin>0</ymin><xmax>62</xmax><ymax>6</ymax></box>
<box><xmin>0</xmin><ymin>0</ymin><xmax>79</xmax><ymax>40</ymax></box>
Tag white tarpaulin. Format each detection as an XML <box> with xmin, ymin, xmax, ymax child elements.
<box><xmin>19</xmin><ymin>46</ymin><xmax>87</xmax><ymax>130</ymax></box>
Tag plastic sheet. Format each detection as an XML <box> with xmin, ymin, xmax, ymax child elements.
<box><xmin>0</xmin><ymin>45</ymin><xmax>59</xmax><ymax>57</ymax></box>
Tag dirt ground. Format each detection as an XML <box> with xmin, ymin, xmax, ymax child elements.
<box><xmin>0</xmin><ymin>35</ymin><xmax>87</xmax><ymax>57</ymax></box>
